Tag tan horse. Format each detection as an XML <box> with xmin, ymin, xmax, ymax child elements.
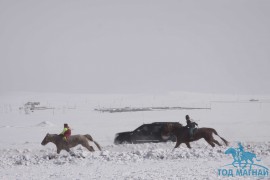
<box><xmin>41</xmin><ymin>133</ymin><xmax>101</xmax><ymax>154</ymax></box>
<box><xmin>162</xmin><ymin>123</ymin><xmax>228</xmax><ymax>149</ymax></box>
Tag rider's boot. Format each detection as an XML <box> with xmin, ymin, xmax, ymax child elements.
<box><xmin>189</xmin><ymin>128</ymin><xmax>194</xmax><ymax>140</ymax></box>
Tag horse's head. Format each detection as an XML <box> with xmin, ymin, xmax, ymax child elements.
<box><xmin>225</xmin><ymin>147</ymin><xmax>236</xmax><ymax>155</ymax></box>
<box><xmin>41</xmin><ymin>133</ymin><xmax>52</xmax><ymax>145</ymax></box>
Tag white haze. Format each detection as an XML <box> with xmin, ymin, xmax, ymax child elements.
<box><xmin>0</xmin><ymin>0</ymin><xmax>270</xmax><ymax>94</ymax></box>
<box><xmin>0</xmin><ymin>92</ymin><xmax>270</xmax><ymax>179</ymax></box>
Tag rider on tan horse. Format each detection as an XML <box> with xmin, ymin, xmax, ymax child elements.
<box><xmin>59</xmin><ymin>123</ymin><xmax>71</xmax><ymax>142</ymax></box>
<box><xmin>41</xmin><ymin>133</ymin><xmax>101</xmax><ymax>154</ymax></box>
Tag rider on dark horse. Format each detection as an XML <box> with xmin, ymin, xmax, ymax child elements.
<box><xmin>236</xmin><ymin>142</ymin><xmax>244</xmax><ymax>160</ymax></box>
<box><xmin>185</xmin><ymin>115</ymin><xmax>198</xmax><ymax>139</ymax></box>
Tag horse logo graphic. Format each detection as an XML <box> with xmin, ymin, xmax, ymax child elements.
<box><xmin>225</xmin><ymin>142</ymin><xmax>260</xmax><ymax>169</ymax></box>
<box><xmin>218</xmin><ymin>142</ymin><xmax>269</xmax><ymax>178</ymax></box>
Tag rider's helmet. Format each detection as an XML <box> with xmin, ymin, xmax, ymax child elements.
<box><xmin>185</xmin><ymin>115</ymin><xmax>190</xmax><ymax>120</ymax></box>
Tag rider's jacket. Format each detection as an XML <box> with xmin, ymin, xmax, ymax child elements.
<box><xmin>61</xmin><ymin>127</ymin><xmax>71</xmax><ymax>138</ymax></box>
<box><xmin>186</xmin><ymin>119</ymin><xmax>198</xmax><ymax>128</ymax></box>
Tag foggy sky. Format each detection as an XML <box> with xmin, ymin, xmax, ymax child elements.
<box><xmin>1</xmin><ymin>0</ymin><xmax>270</xmax><ymax>94</ymax></box>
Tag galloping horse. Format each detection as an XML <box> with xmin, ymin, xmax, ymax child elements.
<box><xmin>41</xmin><ymin>133</ymin><xmax>101</xmax><ymax>154</ymax></box>
<box><xmin>225</xmin><ymin>147</ymin><xmax>259</xmax><ymax>168</ymax></box>
<box><xmin>162</xmin><ymin>123</ymin><xmax>228</xmax><ymax>149</ymax></box>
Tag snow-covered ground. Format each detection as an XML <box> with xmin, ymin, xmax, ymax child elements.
<box><xmin>0</xmin><ymin>92</ymin><xmax>270</xmax><ymax>179</ymax></box>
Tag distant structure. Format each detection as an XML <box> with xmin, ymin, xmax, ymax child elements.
<box><xmin>95</xmin><ymin>106</ymin><xmax>211</xmax><ymax>113</ymax></box>
<box><xmin>25</xmin><ymin>102</ymin><xmax>40</xmax><ymax>110</ymax></box>
<box><xmin>249</xmin><ymin>99</ymin><xmax>259</xmax><ymax>102</ymax></box>
<box><xmin>19</xmin><ymin>102</ymin><xmax>53</xmax><ymax>114</ymax></box>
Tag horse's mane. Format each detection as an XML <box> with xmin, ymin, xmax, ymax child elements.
<box><xmin>172</xmin><ymin>123</ymin><xmax>183</xmax><ymax>128</ymax></box>
<box><xmin>47</xmin><ymin>133</ymin><xmax>60</xmax><ymax>137</ymax></box>
<box><xmin>176</xmin><ymin>123</ymin><xmax>183</xmax><ymax>127</ymax></box>
<box><xmin>167</xmin><ymin>122</ymin><xmax>183</xmax><ymax>130</ymax></box>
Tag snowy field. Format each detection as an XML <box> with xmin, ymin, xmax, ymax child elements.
<box><xmin>0</xmin><ymin>92</ymin><xmax>270</xmax><ymax>179</ymax></box>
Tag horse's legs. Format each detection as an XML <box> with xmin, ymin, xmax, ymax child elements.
<box><xmin>232</xmin><ymin>160</ymin><xmax>238</xmax><ymax>167</ymax></box>
<box><xmin>185</xmin><ymin>142</ymin><xmax>191</xmax><ymax>149</ymax></box>
<box><xmin>249</xmin><ymin>158</ymin><xmax>254</xmax><ymax>169</ymax></box>
<box><xmin>57</xmin><ymin>148</ymin><xmax>61</xmax><ymax>154</ymax></box>
<box><xmin>243</xmin><ymin>160</ymin><xmax>248</xmax><ymax>168</ymax></box>
<box><xmin>249</xmin><ymin>158</ymin><xmax>254</xmax><ymax>164</ymax></box>
<box><xmin>82</xmin><ymin>143</ymin><xmax>94</xmax><ymax>152</ymax></box>
<box><xmin>66</xmin><ymin>148</ymin><xmax>76</xmax><ymax>156</ymax></box>
<box><xmin>209</xmin><ymin>133</ymin><xmax>222</xmax><ymax>146</ymax></box>
<box><xmin>212</xmin><ymin>139</ymin><xmax>222</xmax><ymax>146</ymax></box>
<box><xmin>204</xmin><ymin>138</ymin><xmax>215</xmax><ymax>147</ymax></box>
<box><xmin>174</xmin><ymin>140</ymin><xmax>181</xmax><ymax>149</ymax></box>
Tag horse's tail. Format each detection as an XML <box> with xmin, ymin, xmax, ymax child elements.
<box><xmin>212</xmin><ymin>129</ymin><xmax>229</xmax><ymax>146</ymax></box>
<box><xmin>85</xmin><ymin>134</ymin><xmax>102</xmax><ymax>151</ymax></box>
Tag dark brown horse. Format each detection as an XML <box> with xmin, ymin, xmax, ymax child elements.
<box><xmin>162</xmin><ymin>123</ymin><xmax>228</xmax><ymax>149</ymax></box>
